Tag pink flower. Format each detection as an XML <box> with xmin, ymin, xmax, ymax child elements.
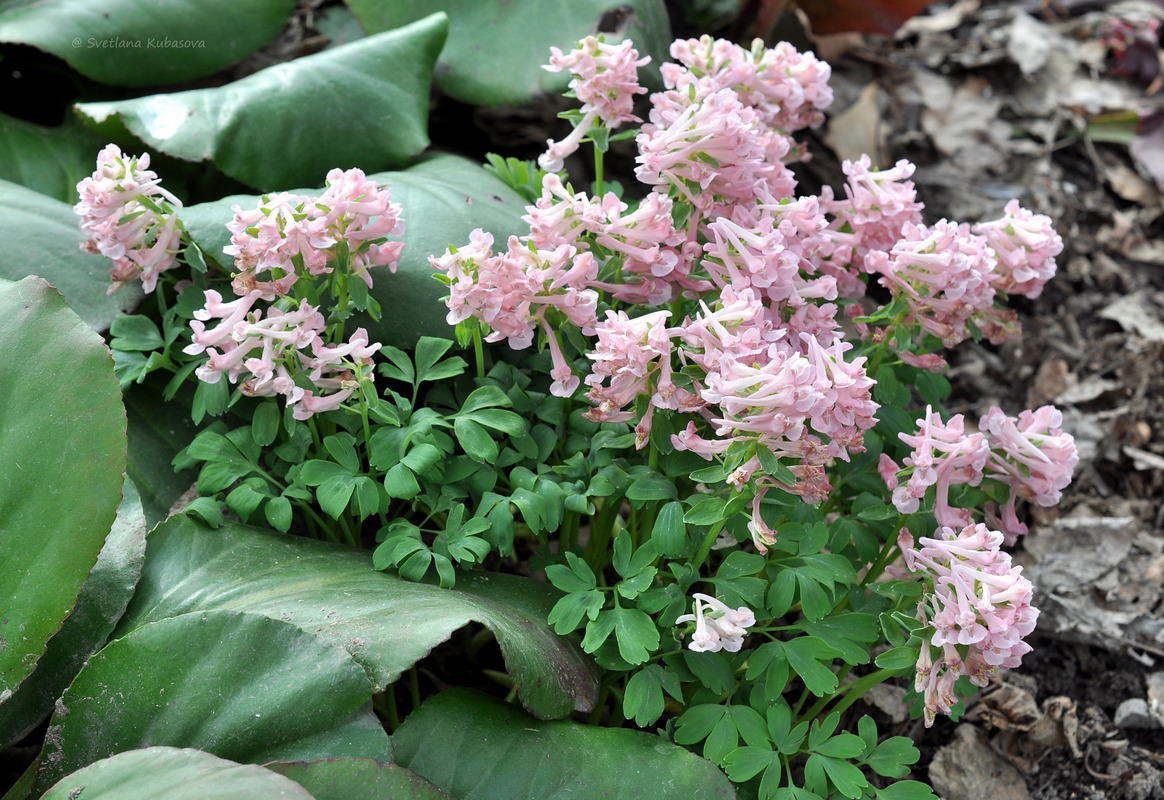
<box><xmin>538</xmin><ymin>37</ymin><xmax>649</xmax><ymax>171</ymax></box>
<box><xmin>664</xmin><ymin>36</ymin><xmax>833</xmax><ymax>133</ymax></box>
<box><xmin>972</xmin><ymin>200</ymin><xmax>1061</xmax><ymax>299</ymax></box>
<box><xmin>902</xmin><ymin>523</ymin><xmax>1038</xmax><ymax>726</ymax></box>
<box><xmin>891</xmin><ymin>407</ymin><xmax>989</xmax><ymax>527</ymax></box>
<box><xmin>676</xmin><ymin>593</ymin><xmax>756</xmax><ymax>653</ymax></box>
<box><xmin>635</xmin><ymin>87</ymin><xmax>797</xmax><ymax>212</ymax></box>
<box><xmin>224</xmin><ymin>169</ymin><xmax>405</xmax><ymax>291</ymax></box>
<box><xmin>544</xmin><ymin>37</ymin><xmax>650</xmax><ymax>127</ymax></box>
<box><xmin>75</xmin><ymin>144</ymin><xmax>184</xmax><ymax>293</ymax></box>
<box><xmin>867</xmin><ymin>220</ymin><xmax>1000</xmax><ymax>347</ymax></box>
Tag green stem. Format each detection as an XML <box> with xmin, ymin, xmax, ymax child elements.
<box><xmin>689</xmin><ymin>519</ymin><xmax>727</xmax><ymax>574</ymax></box>
<box><xmin>802</xmin><ymin>667</ymin><xmax>896</xmax><ymax>721</ymax></box>
<box><xmin>860</xmin><ymin>530</ymin><xmax>903</xmax><ymax>589</ymax></box>
<box><xmin>593</xmin><ymin>145</ymin><xmax>605</xmax><ymax>197</ymax></box>
<box><xmin>473</xmin><ymin>326</ymin><xmax>486</xmax><ymax>380</ymax></box>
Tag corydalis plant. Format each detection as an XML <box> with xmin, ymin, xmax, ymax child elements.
<box><xmin>185</xmin><ymin>170</ymin><xmax>405</xmax><ymax>419</ymax></box>
<box><xmin>75</xmin><ymin>144</ymin><xmax>184</xmax><ymax>293</ymax></box>
<box><xmin>432</xmin><ymin>33</ymin><xmax>1078</xmax><ymax>743</ymax></box>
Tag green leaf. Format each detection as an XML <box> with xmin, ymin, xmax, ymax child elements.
<box><xmin>783</xmin><ymin>637</ymin><xmax>843</xmax><ymax>696</ymax></box>
<box><xmin>625</xmin><ymin>472</ymin><xmax>678</xmax><ymax>502</ymax></box>
<box><xmin>0</xmin><ymin>0</ymin><xmax>295</xmax><ymax>86</ymax></box>
<box><xmin>392</xmin><ymin>689</ymin><xmax>735</xmax><ymax>800</ymax></box>
<box><xmin>865</xmin><ymin>736</ymin><xmax>920</xmax><ymax>778</ymax></box>
<box><xmin>117</xmin><ymin>517</ymin><xmax>600</xmax><ymax>719</ymax></box>
<box><xmin>0</xmin><ymin>479</ymin><xmax>147</xmax><ymax>750</ymax></box>
<box><xmin>0</xmin><ymin>113</ymin><xmax>109</xmax><ymax>203</ymax></box>
<box><xmin>0</xmin><ymin>180</ymin><xmax>141</xmax><ymax>332</ymax></box>
<box><xmin>622</xmin><ymin>664</ymin><xmax>679</xmax><ymax>728</ymax></box>
<box><xmin>30</xmin><ymin>610</ymin><xmax>387</xmax><ymax>795</ymax></box>
<box><xmin>39</xmin><ymin>747</ymin><xmax>317</xmax><ymax>800</ymax></box>
<box><xmin>266</xmin><ymin>758</ymin><xmax>451</xmax><ymax>800</ymax></box>
<box><xmin>806</xmin><ymin>753</ymin><xmax>867</xmax><ymax>800</ymax></box>
<box><xmin>874</xmin><ymin>645</ymin><xmax>920</xmax><ymax>672</ymax></box>
<box><xmin>74</xmin><ymin>16</ymin><xmax>449</xmax><ymax>190</ymax></box>
<box><xmin>0</xmin><ymin>277</ymin><xmax>126</xmax><ymax>704</ymax></box>
<box><xmin>684</xmin><ymin>495</ymin><xmax>726</xmax><ymax>526</ymax></box>
<box><xmin>347</xmin><ymin>0</ymin><xmax>671</xmax><ymax>105</ymax></box>
<box><xmin>650</xmin><ymin>500</ymin><xmax>687</xmax><ymax>557</ymax></box>
<box><xmin>454</xmin><ymin>416</ymin><xmax>498</xmax><ymax>463</ymax></box>
<box><xmin>875</xmin><ymin>780</ymin><xmax>938</xmax><ymax>800</ymax></box>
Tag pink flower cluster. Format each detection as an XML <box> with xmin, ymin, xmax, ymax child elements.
<box><xmin>75</xmin><ymin>144</ymin><xmax>184</xmax><ymax>294</ymax></box>
<box><xmin>900</xmin><ymin>523</ymin><xmax>1038</xmax><ymax>726</ymax></box>
<box><xmin>676</xmin><ymin>592</ymin><xmax>756</xmax><ymax>653</ymax></box>
<box><xmin>430</xmin><ymin>229</ymin><xmax>598</xmax><ymax>396</ymax></box>
<box><xmin>185</xmin><ymin>168</ymin><xmax>403</xmax><ymax>419</ymax></box>
<box><xmin>225</xmin><ymin>167</ymin><xmax>405</xmax><ymax>298</ymax></box>
<box><xmin>184</xmin><ymin>289</ymin><xmax>379</xmax><ymax>420</ymax></box>
<box><xmin>539</xmin><ymin>37</ymin><xmax>649</xmax><ymax>172</ymax></box>
<box><xmin>882</xmin><ymin>405</ymin><xmax>1078</xmax><ymax>543</ymax></box>
<box><xmin>437</xmin><ymin>34</ymin><xmax>1066</xmax><ymax>544</ymax></box>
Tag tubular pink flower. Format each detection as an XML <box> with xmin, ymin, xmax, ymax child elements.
<box><xmin>868</xmin><ymin>220</ymin><xmax>1000</xmax><ymax>347</ymax></box>
<box><xmin>972</xmin><ymin>200</ymin><xmax>1062</xmax><ymax>299</ymax></box>
<box><xmin>544</xmin><ymin>37</ymin><xmax>650</xmax><ymax>127</ymax></box>
<box><xmin>892</xmin><ymin>407</ymin><xmax>989</xmax><ymax>527</ymax></box>
<box><xmin>664</xmin><ymin>36</ymin><xmax>833</xmax><ymax>132</ymax></box>
<box><xmin>978</xmin><ymin>405</ymin><xmax>1078</xmax><ymax>544</ymax></box>
<box><xmin>76</xmin><ymin>144</ymin><xmax>184</xmax><ymax>293</ymax></box>
<box><xmin>635</xmin><ymin>87</ymin><xmax>797</xmax><ymax>211</ymax></box>
<box><xmin>904</xmin><ymin>523</ymin><xmax>1038</xmax><ymax>726</ymax></box>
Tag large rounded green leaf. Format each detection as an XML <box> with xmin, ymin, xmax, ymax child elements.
<box><xmin>0</xmin><ymin>0</ymin><xmax>296</xmax><ymax>86</ymax></box>
<box><xmin>73</xmin><ymin>15</ymin><xmax>449</xmax><ymax>191</ymax></box>
<box><xmin>393</xmin><ymin>689</ymin><xmax>737</xmax><ymax>800</ymax></box>
<box><xmin>118</xmin><ymin>515</ymin><xmax>600</xmax><ymax>719</ymax></box>
<box><xmin>31</xmin><ymin>610</ymin><xmax>388</xmax><ymax>795</ymax></box>
<box><xmin>0</xmin><ymin>276</ymin><xmax>125</xmax><ymax>702</ymax></box>
<box><xmin>0</xmin><ymin>181</ymin><xmax>142</xmax><ymax>331</ymax></box>
<box><xmin>40</xmin><ymin>747</ymin><xmax>317</xmax><ymax>800</ymax></box>
<box><xmin>180</xmin><ymin>153</ymin><xmax>529</xmax><ymax>349</ymax></box>
<box><xmin>265</xmin><ymin>759</ymin><xmax>449</xmax><ymax>800</ymax></box>
<box><xmin>0</xmin><ymin>478</ymin><xmax>147</xmax><ymax>750</ymax></box>
<box><xmin>0</xmin><ymin>113</ymin><xmax>108</xmax><ymax>203</ymax></box>
<box><xmin>347</xmin><ymin>0</ymin><xmax>671</xmax><ymax>105</ymax></box>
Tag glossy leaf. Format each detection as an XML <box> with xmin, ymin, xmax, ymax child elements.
<box><xmin>117</xmin><ymin>515</ymin><xmax>600</xmax><ymax>719</ymax></box>
<box><xmin>265</xmin><ymin>759</ymin><xmax>450</xmax><ymax>800</ymax></box>
<box><xmin>347</xmin><ymin>0</ymin><xmax>671</xmax><ymax>105</ymax></box>
<box><xmin>0</xmin><ymin>479</ymin><xmax>147</xmax><ymax>750</ymax></box>
<box><xmin>74</xmin><ymin>15</ymin><xmax>449</xmax><ymax>190</ymax></box>
<box><xmin>0</xmin><ymin>276</ymin><xmax>125</xmax><ymax>704</ymax></box>
<box><xmin>392</xmin><ymin>688</ymin><xmax>736</xmax><ymax>800</ymax></box>
<box><xmin>40</xmin><ymin>747</ymin><xmax>316</xmax><ymax>800</ymax></box>
<box><xmin>31</xmin><ymin>610</ymin><xmax>388</xmax><ymax>795</ymax></box>
<box><xmin>0</xmin><ymin>113</ymin><xmax>109</xmax><ymax>202</ymax></box>
<box><xmin>0</xmin><ymin>0</ymin><xmax>296</xmax><ymax>86</ymax></box>
<box><xmin>0</xmin><ymin>180</ymin><xmax>141</xmax><ymax>332</ymax></box>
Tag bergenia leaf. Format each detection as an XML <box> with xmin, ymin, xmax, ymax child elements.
<box><xmin>116</xmin><ymin>516</ymin><xmax>600</xmax><ymax>719</ymax></box>
<box><xmin>74</xmin><ymin>15</ymin><xmax>449</xmax><ymax>190</ymax></box>
<box><xmin>39</xmin><ymin>747</ymin><xmax>317</xmax><ymax>800</ymax></box>
<box><xmin>347</xmin><ymin>0</ymin><xmax>672</xmax><ymax>105</ymax></box>
<box><xmin>0</xmin><ymin>277</ymin><xmax>125</xmax><ymax>707</ymax></box>
<box><xmin>392</xmin><ymin>688</ymin><xmax>736</xmax><ymax>799</ymax></box>
<box><xmin>0</xmin><ymin>0</ymin><xmax>296</xmax><ymax>85</ymax></box>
